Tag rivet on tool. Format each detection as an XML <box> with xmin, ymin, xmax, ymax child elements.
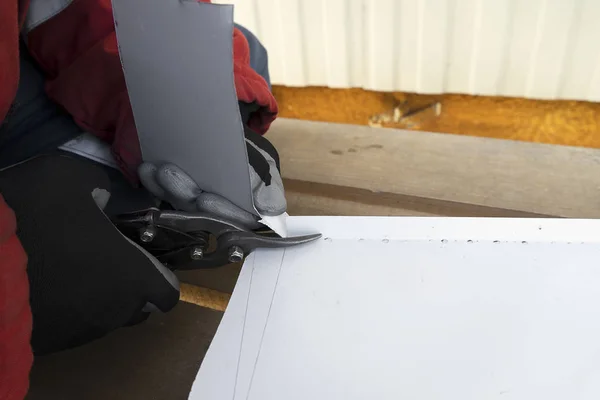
<box><xmin>140</xmin><ymin>226</ymin><xmax>156</xmax><ymax>243</ymax></box>
<box><xmin>228</xmin><ymin>246</ymin><xmax>244</xmax><ymax>263</ymax></box>
<box><xmin>190</xmin><ymin>247</ymin><xmax>204</xmax><ymax>260</ymax></box>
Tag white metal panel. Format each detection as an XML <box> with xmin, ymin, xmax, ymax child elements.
<box><xmin>217</xmin><ymin>0</ymin><xmax>600</xmax><ymax>101</ymax></box>
<box><xmin>191</xmin><ymin>217</ymin><xmax>600</xmax><ymax>400</ymax></box>
<box><xmin>560</xmin><ymin>0</ymin><xmax>600</xmax><ymax>101</ymax></box>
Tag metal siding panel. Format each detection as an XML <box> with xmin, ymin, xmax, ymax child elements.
<box><xmin>277</xmin><ymin>0</ymin><xmax>306</xmax><ymax>86</ymax></box>
<box><xmin>524</xmin><ymin>0</ymin><xmax>578</xmax><ymax>99</ymax></box>
<box><xmin>363</xmin><ymin>0</ymin><xmax>396</xmax><ymax>91</ymax></box>
<box><xmin>417</xmin><ymin>0</ymin><xmax>449</xmax><ymax>93</ymax></box>
<box><xmin>216</xmin><ymin>0</ymin><xmax>600</xmax><ymax>101</ymax></box>
<box><xmin>446</xmin><ymin>0</ymin><xmax>477</xmax><ymax>93</ymax></box>
<box><xmin>323</xmin><ymin>0</ymin><xmax>350</xmax><ymax>88</ymax></box>
<box><xmin>470</xmin><ymin>0</ymin><xmax>512</xmax><ymax>95</ymax></box>
<box><xmin>559</xmin><ymin>0</ymin><xmax>600</xmax><ymax>100</ymax></box>
<box><xmin>499</xmin><ymin>0</ymin><xmax>545</xmax><ymax>97</ymax></box>
<box><xmin>347</xmin><ymin>0</ymin><xmax>366</xmax><ymax>87</ymax></box>
<box><xmin>588</xmin><ymin>57</ymin><xmax>600</xmax><ymax>102</ymax></box>
<box><xmin>299</xmin><ymin>0</ymin><xmax>328</xmax><ymax>85</ymax></box>
<box><xmin>397</xmin><ymin>0</ymin><xmax>420</xmax><ymax>92</ymax></box>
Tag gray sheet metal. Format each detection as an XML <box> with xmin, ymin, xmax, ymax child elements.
<box><xmin>112</xmin><ymin>0</ymin><xmax>256</xmax><ymax>215</ymax></box>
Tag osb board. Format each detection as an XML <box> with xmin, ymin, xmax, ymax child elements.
<box><xmin>266</xmin><ymin>119</ymin><xmax>600</xmax><ymax>219</ymax></box>
<box><xmin>273</xmin><ymin>86</ymin><xmax>600</xmax><ymax>149</ymax></box>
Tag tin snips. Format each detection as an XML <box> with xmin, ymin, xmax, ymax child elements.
<box><xmin>112</xmin><ymin>208</ymin><xmax>321</xmax><ymax>270</ymax></box>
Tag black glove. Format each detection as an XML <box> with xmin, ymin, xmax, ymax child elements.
<box><xmin>0</xmin><ymin>154</ymin><xmax>179</xmax><ymax>355</ymax></box>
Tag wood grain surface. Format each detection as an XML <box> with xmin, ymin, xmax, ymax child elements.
<box><xmin>273</xmin><ymin>86</ymin><xmax>600</xmax><ymax>149</ymax></box>
<box><xmin>267</xmin><ymin>118</ymin><xmax>600</xmax><ymax>218</ymax></box>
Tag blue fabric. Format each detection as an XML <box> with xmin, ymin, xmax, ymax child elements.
<box><xmin>0</xmin><ymin>43</ymin><xmax>83</xmax><ymax>169</ymax></box>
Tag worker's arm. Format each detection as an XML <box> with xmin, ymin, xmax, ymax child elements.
<box><xmin>23</xmin><ymin>0</ymin><xmax>286</xmax><ymax>225</ymax></box>
<box><xmin>0</xmin><ymin>154</ymin><xmax>180</xmax><ymax>355</ymax></box>
<box><xmin>0</xmin><ymin>195</ymin><xmax>32</xmax><ymax>400</ymax></box>
<box><xmin>24</xmin><ymin>0</ymin><xmax>278</xmax><ymax>182</ymax></box>
<box><xmin>0</xmin><ymin>2</ymin><xmax>33</xmax><ymax>399</ymax></box>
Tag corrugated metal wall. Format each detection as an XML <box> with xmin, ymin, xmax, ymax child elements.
<box><xmin>217</xmin><ymin>0</ymin><xmax>600</xmax><ymax>101</ymax></box>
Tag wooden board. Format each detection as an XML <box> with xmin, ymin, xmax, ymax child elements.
<box><xmin>267</xmin><ymin>118</ymin><xmax>600</xmax><ymax>218</ymax></box>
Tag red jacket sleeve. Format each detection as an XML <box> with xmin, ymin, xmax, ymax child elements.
<box><xmin>26</xmin><ymin>0</ymin><xmax>278</xmax><ymax>182</ymax></box>
<box><xmin>0</xmin><ymin>196</ymin><xmax>32</xmax><ymax>400</ymax></box>
<box><xmin>0</xmin><ymin>1</ymin><xmax>34</xmax><ymax>399</ymax></box>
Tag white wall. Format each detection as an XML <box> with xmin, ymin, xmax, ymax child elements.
<box><xmin>218</xmin><ymin>0</ymin><xmax>600</xmax><ymax>101</ymax></box>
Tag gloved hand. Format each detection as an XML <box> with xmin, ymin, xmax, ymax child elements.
<box><xmin>0</xmin><ymin>154</ymin><xmax>179</xmax><ymax>355</ymax></box>
<box><xmin>138</xmin><ymin>126</ymin><xmax>286</xmax><ymax>229</ymax></box>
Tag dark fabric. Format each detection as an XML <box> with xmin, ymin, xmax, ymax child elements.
<box><xmin>244</xmin><ymin>125</ymin><xmax>281</xmax><ymax>171</ymax></box>
<box><xmin>57</xmin><ymin>151</ymin><xmax>156</xmax><ymax>215</ymax></box>
<box><xmin>0</xmin><ymin>154</ymin><xmax>179</xmax><ymax>355</ymax></box>
<box><xmin>0</xmin><ymin>42</ymin><xmax>82</xmax><ymax>169</ymax></box>
<box><xmin>0</xmin><ymin>2</ymin><xmax>34</xmax><ymax>399</ymax></box>
<box><xmin>0</xmin><ymin>0</ymin><xmax>20</xmax><ymax>124</ymax></box>
<box><xmin>0</xmin><ymin>193</ymin><xmax>32</xmax><ymax>400</ymax></box>
<box><xmin>244</xmin><ymin>125</ymin><xmax>282</xmax><ymax>187</ymax></box>
<box><xmin>245</xmin><ymin>138</ymin><xmax>272</xmax><ymax>186</ymax></box>
<box><xmin>238</xmin><ymin>101</ymin><xmax>261</xmax><ymax>126</ymax></box>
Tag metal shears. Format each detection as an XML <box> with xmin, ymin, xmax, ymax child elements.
<box><xmin>112</xmin><ymin>208</ymin><xmax>321</xmax><ymax>270</ymax></box>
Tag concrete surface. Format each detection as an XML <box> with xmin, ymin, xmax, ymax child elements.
<box><xmin>27</xmin><ymin>302</ymin><xmax>221</xmax><ymax>400</ymax></box>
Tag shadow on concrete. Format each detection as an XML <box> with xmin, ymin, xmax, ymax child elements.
<box><xmin>27</xmin><ymin>303</ymin><xmax>222</xmax><ymax>400</ymax></box>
